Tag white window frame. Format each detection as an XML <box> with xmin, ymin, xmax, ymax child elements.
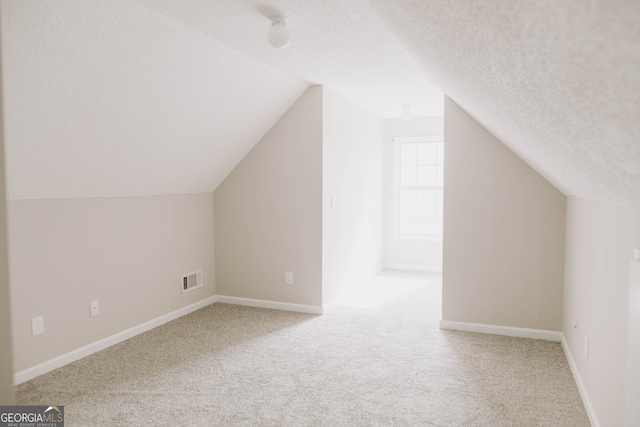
<box><xmin>392</xmin><ymin>135</ymin><xmax>444</xmax><ymax>241</ymax></box>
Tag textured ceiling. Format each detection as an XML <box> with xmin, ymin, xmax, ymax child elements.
<box><xmin>2</xmin><ymin>0</ymin><xmax>637</xmax><ymax>205</ymax></box>
<box><xmin>0</xmin><ymin>0</ymin><xmax>307</xmax><ymax>199</ymax></box>
<box><xmin>0</xmin><ymin>0</ymin><xmax>440</xmax><ymax>199</ymax></box>
<box><xmin>370</xmin><ymin>0</ymin><xmax>640</xmax><ymax>206</ymax></box>
<box><xmin>136</xmin><ymin>0</ymin><xmax>444</xmax><ymax>118</ymax></box>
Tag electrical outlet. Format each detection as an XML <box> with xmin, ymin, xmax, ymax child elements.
<box><xmin>32</xmin><ymin>316</ymin><xmax>44</xmax><ymax>336</ymax></box>
<box><xmin>90</xmin><ymin>300</ymin><xmax>99</xmax><ymax>317</ymax></box>
<box><xmin>584</xmin><ymin>336</ymin><xmax>589</xmax><ymax>360</ymax></box>
<box><xmin>285</xmin><ymin>272</ymin><xmax>293</xmax><ymax>285</ymax></box>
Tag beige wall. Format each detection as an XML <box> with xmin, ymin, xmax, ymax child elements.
<box><xmin>383</xmin><ymin>117</ymin><xmax>444</xmax><ymax>270</ymax></box>
<box><xmin>322</xmin><ymin>88</ymin><xmax>384</xmax><ymax>305</ymax></box>
<box><xmin>563</xmin><ymin>196</ymin><xmax>640</xmax><ymax>427</ymax></box>
<box><xmin>442</xmin><ymin>97</ymin><xmax>566</xmax><ymax>331</ymax></box>
<box><xmin>8</xmin><ymin>193</ymin><xmax>215</xmax><ymax>372</ymax></box>
<box><xmin>627</xmin><ymin>257</ymin><xmax>640</xmax><ymax>427</ymax></box>
<box><xmin>0</xmin><ymin>29</ymin><xmax>15</xmax><ymax>403</ymax></box>
<box><xmin>213</xmin><ymin>86</ymin><xmax>323</xmax><ymax>307</ymax></box>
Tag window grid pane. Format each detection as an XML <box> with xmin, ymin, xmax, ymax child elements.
<box><xmin>398</xmin><ymin>139</ymin><xmax>444</xmax><ymax>236</ymax></box>
<box><xmin>401</xmin><ymin>143</ymin><xmax>417</xmax><ymax>165</ymax></box>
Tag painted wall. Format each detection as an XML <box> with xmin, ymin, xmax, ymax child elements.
<box><xmin>442</xmin><ymin>97</ymin><xmax>566</xmax><ymax>331</ymax></box>
<box><xmin>383</xmin><ymin>117</ymin><xmax>443</xmax><ymax>271</ymax></box>
<box><xmin>322</xmin><ymin>88</ymin><xmax>384</xmax><ymax>305</ymax></box>
<box><xmin>627</xmin><ymin>257</ymin><xmax>640</xmax><ymax>427</ymax></box>
<box><xmin>563</xmin><ymin>197</ymin><xmax>640</xmax><ymax>427</ymax></box>
<box><xmin>213</xmin><ymin>86</ymin><xmax>323</xmax><ymax>308</ymax></box>
<box><xmin>8</xmin><ymin>193</ymin><xmax>215</xmax><ymax>373</ymax></box>
<box><xmin>0</xmin><ymin>32</ymin><xmax>15</xmax><ymax>403</ymax></box>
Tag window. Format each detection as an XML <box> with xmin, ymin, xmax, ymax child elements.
<box><xmin>394</xmin><ymin>136</ymin><xmax>444</xmax><ymax>238</ymax></box>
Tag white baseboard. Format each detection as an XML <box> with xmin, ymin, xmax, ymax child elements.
<box><xmin>439</xmin><ymin>320</ymin><xmax>562</xmax><ymax>342</ymax></box>
<box><xmin>214</xmin><ymin>295</ymin><xmax>323</xmax><ymax>315</ymax></box>
<box><xmin>12</xmin><ymin>296</ymin><xmax>598</xmax><ymax>427</ymax></box>
<box><xmin>438</xmin><ymin>321</ymin><xmax>598</xmax><ymax>425</ymax></box>
<box><xmin>383</xmin><ymin>263</ymin><xmax>442</xmax><ymax>273</ymax></box>
<box><xmin>561</xmin><ymin>334</ymin><xmax>600</xmax><ymax>427</ymax></box>
<box><xmin>14</xmin><ymin>294</ymin><xmax>321</xmax><ymax>384</ymax></box>
<box><xmin>14</xmin><ymin>295</ymin><xmax>217</xmax><ymax>385</ymax></box>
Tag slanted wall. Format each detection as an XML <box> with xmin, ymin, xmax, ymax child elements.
<box><xmin>442</xmin><ymin>97</ymin><xmax>566</xmax><ymax>331</ymax></box>
<box><xmin>214</xmin><ymin>86</ymin><xmax>323</xmax><ymax>308</ymax></box>
<box><xmin>214</xmin><ymin>86</ymin><xmax>385</xmax><ymax>309</ymax></box>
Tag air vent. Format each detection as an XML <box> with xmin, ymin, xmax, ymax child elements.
<box><xmin>181</xmin><ymin>270</ymin><xmax>203</xmax><ymax>293</ymax></box>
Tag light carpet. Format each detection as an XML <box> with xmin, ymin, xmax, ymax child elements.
<box><xmin>17</xmin><ymin>270</ymin><xmax>590</xmax><ymax>426</ymax></box>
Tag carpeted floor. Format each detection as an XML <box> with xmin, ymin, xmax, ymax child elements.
<box><xmin>17</xmin><ymin>270</ymin><xmax>590</xmax><ymax>426</ymax></box>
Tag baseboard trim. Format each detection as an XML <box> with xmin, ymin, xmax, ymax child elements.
<box><xmin>14</xmin><ymin>295</ymin><xmax>217</xmax><ymax>385</ymax></box>
<box><xmin>439</xmin><ymin>320</ymin><xmax>562</xmax><ymax>342</ymax></box>
<box><xmin>561</xmin><ymin>334</ymin><xmax>600</xmax><ymax>427</ymax></box>
<box><xmin>438</xmin><ymin>321</ymin><xmax>597</xmax><ymax>424</ymax></box>
<box><xmin>214</xmin><ymin>295</ymin><xmax>323</xmax><ymax>315</ymax></box>
<box><xmin>383</xmin><ymin>263</ymin><xmax>442</xmax><ymax>273</ymax></box>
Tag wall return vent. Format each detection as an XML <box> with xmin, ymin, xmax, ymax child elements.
<box><xmin>182</xmin><ymin>270</ymin><xmax>203</xmax><ymax>293</ymax></box>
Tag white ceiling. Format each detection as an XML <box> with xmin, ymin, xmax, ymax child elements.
<box><xmin>136</xmin><ymin>0</ymin><xmax>444</xmax><ymax>118</ymax></box>
<box><xmin>1</xmin><ymin>0</ymin><xmax>310</xmax><ymax>199</ymax></box>
<box><xmin>0</xmin><ymin>0</ymin><xmax>441</xmax><ymax>200</ymax></box>
<box><xmin>369</xmin><ymin>0</ymin><xmax>640</xmax><ymax>206</ymax></box>
<box><xmin>2</xmin><ymin>0</ymin><xmax>638</xmax><ymax>205</ymax></box>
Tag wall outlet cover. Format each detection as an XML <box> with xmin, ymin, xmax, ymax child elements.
<box><xmin>585</xmin><ymin>336</ymin><xmax>589</xmax><ymax>360</ymax></box>
<box><xmin>90</xmin><ymin>300</ymin><xmax>99</xmax><ymax>317</ymax></box>
<box><xmin>32</xmin><ymin>316</ymin><xmax>44</xmax><ymax>336</ymax></box>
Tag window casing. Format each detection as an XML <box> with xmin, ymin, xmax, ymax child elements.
<box><xmin>393</xmin><ymin>136</ymin><xmax>444</xmax><ymax>239</ymax></box>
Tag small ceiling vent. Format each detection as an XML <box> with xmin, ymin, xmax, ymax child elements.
<box><xmin>182</xmin><ymin>270</ymin><xmax>203</xmax><ymax>293</ymax></box>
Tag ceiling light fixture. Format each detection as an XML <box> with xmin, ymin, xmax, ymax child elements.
<box><xmin>268</xmin><ymin>15</ymin><xmax>290</xmax><ymax>49</ymax></box>
<box><xmin>402</xmin><ymin>105</ymin><xmax>412</xmax><ymax>120</ymax></box>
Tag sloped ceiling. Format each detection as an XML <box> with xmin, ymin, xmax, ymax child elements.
<box><xmin>1</xmin><ymin>0</ymin><xmax>309</xmax><ymax>199</ymax></box>
<box><xmin>135</xmin><ymin>0</ymin><xmax>444</xmax><ymax>118</ymax></box>
<box><xmin>370</xmin><ymin>0</ymin><xmax>640</xmax><ymax>206</ymax></box>
<box><xmin>0</xmin><ymin>0</ymin><xmax>440</xmax><ymax>200</ymax></box>
<box><xmin>2</xmin><ymin>0</ymin><xmax>637</xmax><ymax>205</ymax></box>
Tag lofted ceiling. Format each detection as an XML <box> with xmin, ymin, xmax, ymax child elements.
<box><xmin>136</xmin><ymin>0</ymin><xmax>444</xmax><ymax>119</ymax></box>
<box><xmin>370</xmin><ymin>0</ymin><xmax>640</xmax><ymax>206</ymax></box>
<box><xmin>1</xmin><ymin>0</ymin><xmax>638</xmax><ymax>205</ymax></box>
<box><xmin>1</xmin><ymin>0</ymin><xmax>308</xmax><ymax>199</ymax></box>
<box><xmin>0</xmin><ymin>0</ymin><xmax>441</xmax><ymax>200</ymax></box>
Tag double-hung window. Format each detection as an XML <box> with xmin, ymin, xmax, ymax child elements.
<box><xmin>394</xmin><ymin>136</ymin><xmax>444</xmax><ymax>238</ymax></box>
